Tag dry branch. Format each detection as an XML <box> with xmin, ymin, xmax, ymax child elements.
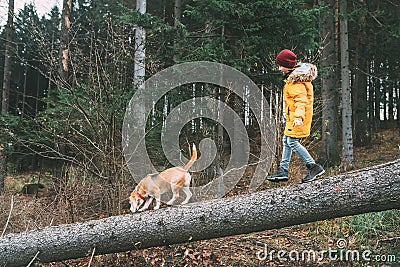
<box><xmin>0</xmin><ymin>160</ymin><xmax>399</xmax><ymax>266</ymax></box>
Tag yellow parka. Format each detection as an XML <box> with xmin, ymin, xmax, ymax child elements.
<box><xmin>283</xmin><ymin>63</ymin><xmax>318</xmax><ymax>138</ymax></box>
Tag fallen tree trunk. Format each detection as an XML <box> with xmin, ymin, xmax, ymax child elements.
<box><xmin>1</xmin><ymin>160</ymin><xmax>399</xmax><ymax>266</ymax></box>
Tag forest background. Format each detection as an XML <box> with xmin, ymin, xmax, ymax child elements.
<box><xmin>0</xmin><ymin>0</ymin><xmax>399</xmax><ymax>266</ymax></box>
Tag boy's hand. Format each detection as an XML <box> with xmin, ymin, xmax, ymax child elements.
<box><xmin>293</xmin><ymin>119</ymin><xmax>303</xmax><ymax>126</ymax></box>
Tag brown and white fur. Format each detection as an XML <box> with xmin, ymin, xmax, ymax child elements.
<box><xmin>129</xmin><ymin>144</ymin><xmax>197</xmax><ymax>213</ymax></box>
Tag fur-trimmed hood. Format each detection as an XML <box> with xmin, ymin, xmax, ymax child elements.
<box><xmin>286</xmin><ymin>63</ymin><xmax>317</xmax><ymax>83</ymax></box>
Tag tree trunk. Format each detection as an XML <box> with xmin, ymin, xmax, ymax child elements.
<box><xmin>2</xmin><ymin>0</ymin><xmax>14</xmax><ymax>115</ymax></box>
<box><xmin>173</xmin><ymin>0</ymin><xmax>182</xmax><ymax>63</ymax></box>
<box><xmin>0</xmin><ymin>146</ymin><xmax>5</xmax><ymax>195</ymax></box>
<box><xmin>374</xmin><ymin>73</ymin><xmax>381</xmax><ymax>131</ymax></box>
<box><xmin>128</xmin><ymin>0</ymin><xmax>147</xmax><ymax>181</ymax></box>
<box><xmin>1</xmin><ymin>160</ymin><xmax>399</xmax><ymax>266</ymax></box>
<box><xmin>174</xmin><ymin>0</ymin><xmax>182</xmax><ymax>26</ymax></box>
<box><xmin>396</xmin><ymin>85</ymin><xmax>400</xmax><ymax>128</ymax></box>
<box><xmin>367</xmin><ymin>61</ymin><xmax>374</xmax><ymax>137</ymax></box>
<box><xmin>319</xmin><ymin>0</ymin><xmax>340</xmax><ymax>166</ymax></box>
<box><xmin>0</xmin><ymin>0</ymin><xmax>14</xmax><ymax>195</ymax></box>
<box><xmin>387</xmin><ymin>70</ymin><xmax>394</xmax><ymax>127</ymax></box>
<box><xmin>134</xmin><ymin>0</ymin><xmax>146</xmax><ymax>89</ymax></box>
<box><xmin>59</xmin><ymin>0</ymin><xmax>72</xmax><ymax>83</ymax></box>
<box><xmin>353</xmin><ymin>6</ymin><xmax>370</xmax><ymax>147</ymax></box>
<box><xmin>339</xmin><ymin>0</ymin><xmax>354</xmax><ymax>170</ymax></box>
<box><xmin>382</xmin><ymin>79</ymin><xmax>387</xmax><ymax>122</ymax></box>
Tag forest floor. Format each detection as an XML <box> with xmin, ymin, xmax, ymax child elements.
<box><xmin>1</xmin><ymin>129</ymin><xmax>399</xmax><ymax>267</ymax></box>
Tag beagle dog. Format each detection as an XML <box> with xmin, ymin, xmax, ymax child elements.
<box><xmin>129</xmin><ymin>144</ymin><xmax>197</xmax><ymax>212</ymax></box>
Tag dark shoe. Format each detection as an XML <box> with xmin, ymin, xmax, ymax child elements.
<box><xmin>302</xmin><ymin>163</ymin><xmax>325</xmax><ymax>183</ymax></box>
<box><xmin>267</xmin><ymin>167</ymin><xmax>288</xmax><ymax>182</ymax></box>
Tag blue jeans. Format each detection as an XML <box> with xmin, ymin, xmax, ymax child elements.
<box><xmin>279</xmin><ymin>135</ymin><xmax>315</xmax><ymax>171</ymax></box>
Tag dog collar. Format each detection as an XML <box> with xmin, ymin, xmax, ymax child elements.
<box><xmin>134</xmin><ymin>190</ymin><xmax>145</xmax><ymax>200</ymax></box>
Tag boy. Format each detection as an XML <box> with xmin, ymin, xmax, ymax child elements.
<box><xmin>268</xmin><ymin>49</ymin><xmax>325</xmax><ymax>183</ymax></box>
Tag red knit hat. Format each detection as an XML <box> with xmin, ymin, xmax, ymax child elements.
<box><xmin>276</xmin><ymin>49</ymin><xmax>297</xmax><ymax>68</ymax></box>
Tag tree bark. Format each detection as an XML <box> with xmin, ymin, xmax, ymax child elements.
<box><xmin>339</xmin><ymin>0</ymin><xmax>355</xmax><ymax>170</ymax></box>
<box><xmin>319</xmin><ymin>0</ymin><xmax>340</xmax><ymax>166</ymax></box>
<box><xmin>2</xmin><ymin>0</ymin><xmax>14</xmax><ymax>115</ymax></box>
<box><xmin>0</xmin><ymin>146</ymin><xmax>5</xmax><ymax>195</ymax></box>
<box><xmin>353</xmin><ymin>5</ymin><xmax>370</xmax><ymax>147</ymax></box>
<box><xmin>59</xmin><ymin>0</ymin><xmax>72</xmax><ymax>83</ymax></box>
<box><xmin>133</xmin><ymin>0</ymin><xmax>146</xmax><ymax>89</ymax></box>
<box><xmin>173</xmin><ymin>0</ymin><xmax>183</xmax><ymax>63</ymax></box>
<box><xmin>1</xmin><ymin>160</ymin><xmax>399</xmax><ymax>266</ymax></box>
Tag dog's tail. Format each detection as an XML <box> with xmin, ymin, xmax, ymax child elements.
<box><xmin>183</xmin><ymin>144</ymin><xmax>197</xmax><ymax>170</ymax></box>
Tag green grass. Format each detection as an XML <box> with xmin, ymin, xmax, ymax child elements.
<box><xmin>308</xmin><ymin>210</ymin><xmax>400</xmax><ymax>265</ymax></box>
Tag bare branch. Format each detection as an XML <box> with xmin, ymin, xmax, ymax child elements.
<box><xmin>1</xmin><ymin>195</ymin><xmax>14</xmax><ymax>238</ymax></box>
